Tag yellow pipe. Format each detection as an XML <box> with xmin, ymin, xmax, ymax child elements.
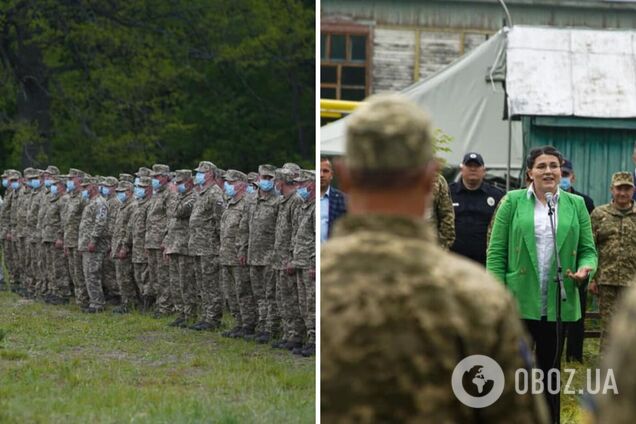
<box><xmin>320</xmin><ymin>99</ymin><xmax>363</xmax><ymax>113</ymax></box>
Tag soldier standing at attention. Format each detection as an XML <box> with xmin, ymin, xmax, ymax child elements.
<box><xmin>188</xmin><ymin>161</ymin><xmax>226</xmax><ymax>331</ymax></box>
<box><xmin>145</xmin><ymin>164</ymin><xmax>173</xmax><ymax>316</ymax></box>
<box><xmin>128</xmin><ymin>176</ymin><xmax>153</xmax><ymax>308</ymax></box>
<box><xmin>63</xmin><ymin>169</ymin><xmax>89</xmax><ymax>309</ymax></box>
<box><xmin>1</xmin><ymin>170</ymin><xmax>18</xmax><ymax>288</ymax></box>
<box><xmin>589</xmin><ymin>171</ymin><xmax>636</xmax><ymax>351</ymax></box>
<box><xmin>100</xmin><ymin>176</ymin><xmax>120</xmax><ymax>303</ymax></box>
<box><xmin>165</xmin><ymin>170</ymin><xmax>197</xmax><ymax>328</ymax></box>
<box><xmin>25</xmin><ymin>168</ymin><xmax>44</xmax><ymax>298</ymax></box>
<box><xmin>78</xmin><ymin>177</ymin><xmax>109</xmax><ymax>313</ymax></box>
<box><xmin>321</xmin><ymin>94</ymin><xmax>549</xmax><ymax>423</ymax></box>
<box><xmin>111</xmin><ymin>181</ymin><xmax>138</xmax><ymax>313</ymax></box>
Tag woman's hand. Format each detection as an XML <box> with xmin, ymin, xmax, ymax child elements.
<box><xmin>566</xmin><ymin>267</ymin><xmax>592</xmax><ymax>284</ymax></box>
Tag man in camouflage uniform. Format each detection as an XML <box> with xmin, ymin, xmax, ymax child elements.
<box><xmin>290</xmin><ymin>170</ymin><xmax>316</xmax><ymax>357</ymax></box>
<box><xmin>119</xmin><ymin>173</ymin><xmax>134</xmax><ymax>184</ymax></box>
<box><xmin>165</xmin><ymin>170</ymin><xmax>197</xmax><ymax>327</ymax></box>
<box><xmin>78</xmin><ymin>177</ymin><xmax>109</xmax><ymax>313</ymax></box>
<box><xmin>321</xmin><ymin>94</ymin><xmax>549</xmax><ymax>423</ymax></box>
<box><xmin>25</xmin><ymin>168</ymin><xmax>45</xmax><ymax>297</ymax></box>
<box><xmin>589</xmin><ymin>171</ymin><xmax>636</xmax><ymax>350</ymax></box>
<box><xmin>188</xmin><ymin>161</ymin><xmax>226</xmax><ymax>331</ymax></box>
<box><xmin>39</xmin><ymin>166</ymin><xmax>65</xmax><ymax>301</ymax></box>
<box><xmin>426</xmin><ymin>172</ymin><xmax>455</xmax><ymax>249</ymax></box>
<box><xmin>111</xmin><ymin>180</ymin><xmax>138</xmax><ymax>313</ymax></box>
<box><xmin>246</xmin><ymin>172</ymin><xmax>259</xmax><ymax>198</ymax></box>
<box><xmin>63</xmin><ymin>168</ymin><xmax>89</xmax><ymax>308</ymax></box>
<box><xmin>128</xmin><ymin>176</ymin><xmax>153</xmax><ymax>307</ymax></box>
<box><xmin>100</xmin><ymin>176</ymin><xmax>120</xmax><ymax>303</ymax></box>
<box><xmin>220</xmin><ymin>170</ymin><xmax>256</xmax><ymax>338</ymax></box>
<box><xmin>134</xmin><ymin>167</ymin><xmax>151</xmax><ymax>187</ymax></box>
<box><xmin>271</xmin><ymin>167</ymin><xmax>305</xmax><ymax>350</ymax></box>
<box><xmin>239</xmin><ymin>164</ymin><xmax>280</xmax><ymax>344</ymax></box>
<box><xmin>41</xmin><ymin>176</ymin><xmax>71</xmax><ymax>304</ymax></box>
<box><xmin>1</xmin><ymin>170</ymin><xmax>19</xmax><ymax>288</ymax></box>
<box><xmin>145</xmin><ymin>164</ymin><xmax>173</xmax><ymax>316</ymax></box>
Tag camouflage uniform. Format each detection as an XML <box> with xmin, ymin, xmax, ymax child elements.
<box><xmin>145</xmin><ymin>164</ymin><xmax>173</xmax><ymax>314</ymax></box>
<box><xmin>41</xmin><ymin>177</ymin><xmax>70</xmax><ymax>300</ymax></box>
<box><xmin>129</xmin><ymin>176</ymin><xmax>152</xmax><ymax>302</ymax></box>
<box><xmin>219</xmin><ymin>170</ymin><xmax>255</xmax><ymax>334</ymax></box>
<box><xmin>322</xmin><ymin>94</ymin><xmax>548</xmax><ymax>423</ymax></box>
<box><xmin>292</xmin><ymin>170</ymin><xmax>316</xmax><ymax>350</ymax></box>
<box><xmin>188</xmin><ymin>161</ymin><xmax>226</xmax><ymax>328</ymax></box>
<box><xmin>1</xmin><ymin>170</ymin><xmax>18</xmax><ymax>285</ymax></box>
<box><xmin>63</xmin><ymin>169</ymin><xmax>89</xmax><ymax>307</ymax></box>
<box><xmin>165</xmin><ymin>170</ymin><xmax>197</xmax><ymax>321</ymax></box>
<box><xmin>111</xmin><ymin>181</ymin><xmax>137</xmax><ymax>308</ymax></box>
<box><xmin>591</xmin><ymin>172</ymin><xmax>636</xmax><ymax>349</ymax></box>
<box><xmin>598</xmin><ymin>281</ymin><xmax>636</xmax><ymax>422</ymax></box>
<box><xmin>78</xmin><ymin>178</ymin><xmax>109</xmax><ymax>310</ymax></box>
<box><xmin>273</xmin><ymin>168</ymin><xmax>305</xmax><ymax>346</ymax></box>
<box><xmin>9</xmin><ymin>175</ymin><xmax>26</xmax><ymax>290</ymax></box>
<box><xmin>426</xmin><ymin>172</ymin><xmax>455</xmax><ymax>249</ymax></box>
<box><xmin>239</xmin><ymin>164</ymin><xmax>280</xmax><ymax>336</ymax></box>
<box><xmin>24</xmin><ymin>169</ymin><xmax>44</xmax><ymax>295</ymax></box>
<box><xmin>101</xmin><ymin>177</ymin><xmax>120</xmax><ymax>300</ymax></box>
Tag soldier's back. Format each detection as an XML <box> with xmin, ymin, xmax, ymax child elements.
<box><xmin>321</xmin><ymin>214</ymin><xmax>548</xmax><ymax>423</ymax></box>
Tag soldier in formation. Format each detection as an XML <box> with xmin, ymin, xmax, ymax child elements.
<box><xmin>0</xmin><ymin>161</ymin><xmax>316</xmax><ymax>357</ymax></box>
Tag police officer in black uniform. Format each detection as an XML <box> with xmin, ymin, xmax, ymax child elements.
<box><xmin>449</xmin><ymin>152</ymin><xmax>504</xmax><ymax>265</ymax></box>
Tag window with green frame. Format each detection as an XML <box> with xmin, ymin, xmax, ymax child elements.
<box><xmin>320</xmin><ymin>27</ymin><xmax>370</xmax><ymax>101</ymax></box>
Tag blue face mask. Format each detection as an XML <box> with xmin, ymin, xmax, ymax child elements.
<box><xmin>117</xmin><ymin>192</ymin><xmax>127</xmax><ymax>203</ymax></box>
<box><xmin>559</xmin><ymin>177</ymin><xmax>571</xmax><ymax>191</ymax></box>
<box><xmin>30</xmin><ymin>179</ymin><xmax>41</xmax><ymax>189</ymax></box>
<box><xmin>44</xmin><ymin>179</ymin><xmax>53</xmax><ymax>188</ymax></box>
<box><xmin>81</xmin><ymin>190</ymin><xmax>89</xmax><ymax>200</ymax></box>
<box><xmin>151</xmin><ymin>178</ymin><xmax>161</xmax><ymax>190</ymax></box>
<box><xmin>259</xmin><ymin>179</ymin><xmax>274</xmax><ymax>192</ymax></box>
<box><xmin>224</xmin><ymin>182</ymin><xmax>236</xmax><ymax>197</ymax></box>
<box><xmin>66</xmin><ymin>180</ymin><xmax>76</xmax><ymax>192</ymax></box>
<box><xmin>134</xmin><ymin>177</ymin><xmax>140</xmax><ymax>186</ymax></box>
<box><xmin>101</xmin><ymin>187</ymin><xmax>110</xmax><ymax>196</ymax></box>
<box><xmin>177</xmin><ymin>183</ymin><xmax>187</xmax><ymax>193</ymax></box>
<box><xmin>50</xmin><ymin>184</ymin><xmax>59</xmax><ymax>195</ymax></box>
<box><xmin>11</xmin><ymin>181</ymin><xmax>20</xmax><ymax>190</ymax></box>
<box><xmin>297</xmin><ymin>187</ymin><xmax>309</xmax><ymax>200</ymax></box>
<box><xmin>134</xmin><ymin>187</ymin><xmax>146</xmax><ymax>199</ymax></box>
<box><xmin>195</xmin><ymin>172</ymin><xmax>206</xmax><ymax>185</ymax></box>
<box><xmin>246</xmin><ymin>185</ymin><xmax>255</xmax><ymax>194</ymax></box>
<box><xmin>2</xmin><ymin>179</ymin><xmax>7</xmax><ymax>188</ymax></box>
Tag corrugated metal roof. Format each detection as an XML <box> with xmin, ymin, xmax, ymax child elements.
<box><xmin>506</xmin><ymin>26</ymin><xmax>636</xmax><ymax>118</ymax></box>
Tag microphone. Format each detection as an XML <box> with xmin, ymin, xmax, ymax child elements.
<box><xmin>545</xmin><ymin>192</ymin><xmax>554</xmax><ymax>208</ymax></box>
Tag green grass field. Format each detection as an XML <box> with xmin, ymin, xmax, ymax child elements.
<box><xmin>0</xmin><ymin>290</ymin><xmax>315</xmax><ymax>423</ymax></box>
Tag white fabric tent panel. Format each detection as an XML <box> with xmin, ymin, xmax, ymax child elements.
<box><xmin>507</xmin><ymin>27</ymin><xmax>570</xmax><ymax>51</ymax></box>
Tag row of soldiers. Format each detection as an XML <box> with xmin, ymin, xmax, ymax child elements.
<box><xmin>0</xmin><ymin>162</ymin><xmax>316</xmax><ymax>357</ymax></box>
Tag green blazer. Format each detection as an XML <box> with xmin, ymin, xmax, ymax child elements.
<box><xmin>486</xmin><ymin>189</ymin><xmax>597</xmax><ymax>321</ymax></box>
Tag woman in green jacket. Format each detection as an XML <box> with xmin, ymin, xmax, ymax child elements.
<box><xmin>487</xmin><ymin>146</ymin><xmax>597</xmax><ymax>423</ymax></box>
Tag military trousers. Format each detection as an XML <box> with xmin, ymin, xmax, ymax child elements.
<box><xmin>116</xmin><ymin>256</ymin><xmax>137</xmax><ymax>307</ymax></box>
<box><xmin>220</xmin><ymin>265</ymin><xmax>241</xmax><ymax>328</ymax></box>
<box><xmin>133</xmin><ymin>262</ymin><xmax>149</xmax><ymax>298</ymax></box>
<box><xmin>599</xmin><ymin>284</ymin><xmax>628</xmax><ymax>350</ymax></box>
<box><xmin>45</xmin><ymin>242</ymin><xmax>71</xmax><ymax>299</ymax></box>
<box><xmin>249</xmin><ymin>265</ymin><xmax>274</xmax><ymax>334</ymax></box>
<box><xmin>194</xmin><ymin>255</ymin><xmax>223</xmax><ymax>325</ymax></box>
<box><xmin>102</xmin><ymin>251</ymin><xmax>119</xmax><ymax>300</ymax></box>
<box><xmin>33</xmin><ymin>242</ymin><xmax>48</xmax><ymax>297</ymax></box>
<box><xmin>297</xmin><ymin>268</ymin><xmax>315</xmax><ymax>344</ymax></box>
<box><xmin>168</xmin><ymin>254</ymin><xmax>197</xmax><ymax>320</ymax></box>
<box><xmin>18</xmin><ymin>237</ymin><xmax>28</xmax><ymax>286</ymax></box>
<box><xmin>277</xmin><ymin>269</ymin><xmax>305</xmax><ymax>343</ymax></box>
<box><xmin>82</xmin><ymin>251</ymin><xmax>106</xmax><ymax>309</ymax></box>
<box><xmin>222</xmin><ymin>265</ymin><xmax>256</xmax><ymax>332</ymax></box>
<box><xmin>148</xmin><ymin>248</ymin><xmax>172</xmax><ymax>314</ymax></box>
<box><xmin>3</xmin><ymin>239</ymin><xmax>15</xmax><ymax>284</ymax></box>
<box><xmin>68</xmin><ymin>247</ymin><xmax>88</xmax><ymax>307</ymax></box>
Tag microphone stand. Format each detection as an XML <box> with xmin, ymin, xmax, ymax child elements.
<box><xmin>547</xmin><ymin>195</ymin><xmax>566</xmax><ymax>424</ymax></box>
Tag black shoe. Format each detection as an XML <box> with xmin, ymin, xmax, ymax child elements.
<box><xmin>168</xmin><ymin>317</ymin><xmax>187</xmax><ymax>328</ymax></box>
<box><xmin>301</xmin><ymin>343</ymin><xmax>315</xmax><ymax>357</ymax></box>
<box><xmin>87</xmin><ymin>306</ymin><xmax>105</xmax><ymax>313</ymax></box>
<box><xmin>222</xmin><ymin>326</ymin><xmax>242</xmax><ymax>338</ymax></box>
<box><xmin>190</xmin><ymin>321</ymin><xmax>219</xmax><ymax>331</ymax></box>
<box><xmin>242</xmin><ymin>330</ymin><xmax>257</xmax><ymax>341</ymax></box>
<box><xmin>271</xmin><ymin>340</ymin><xmax>288</xmax><ymax>349</ymax></box>
<box><xmin>255</xmin><ymin>332</ymin><xmax>270</xmax><ymax>344</ymax></box>
<box><xmin>48</xmin><ymin>296</ymin><xmax>67</xmax><ymax>306</ymax></box>
<box><xmin>112</xmin><ymin>305</ymin><xmax>130</xmax><ymax>314</ymax></box>
<box><xmin>283</xmin><ymin>340</ymin><xmax>303</xmax><ymax>351</ymax></box>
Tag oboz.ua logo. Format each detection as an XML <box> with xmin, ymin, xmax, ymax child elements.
<box><xmin>451</xmin><ymin>355</ymin><xmax>505</xmax><ymax>408</ymax></box>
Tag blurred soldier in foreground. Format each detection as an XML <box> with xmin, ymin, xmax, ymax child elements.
<box><xmin>321</xmin><ymin>94</ymin><xmax>548</xmax><ymax>423</ymax></box>
<box><xmin>589</xmin><ymin>172</ymin><xmax>636</xmax><ymax>351</ymax></box>
<box><xmin>427</xmin><ymin>172</ymin><xmax>455</xmax><ymax>249</ymax></box>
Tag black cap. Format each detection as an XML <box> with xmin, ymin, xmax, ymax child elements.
<box><xmin>562</xmin><ymin>159</ymin><xmax>573</xmax><ymax>171</ymax></box>
<box><xmin>462</xmin><ymin>152</ymin><xmax>484</xmax><ymax>166</ymax></box>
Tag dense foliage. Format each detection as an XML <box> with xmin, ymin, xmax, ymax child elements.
<box><xmin>0</xmin><ymin>0</ymin><xmax>315</xmax><ymax>175</ymax></box>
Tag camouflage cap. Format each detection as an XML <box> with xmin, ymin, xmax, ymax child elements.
<box><xmin>346</xmin><ymin>93</ymin><xmax>433</xmax><ymax>172</ymax></box>
<box><xmin>135</xmin><ymin>167</ymin><xmax>151</xmax><ymax>177</ymax></box>
<box><xmin>102</xmin><ymin>176</ymin><xmax>118</xmax><ymax>186</ymax></box>
<box><xmin>137</xmin><ymin>176</ymin><xmax>152</xmax><ymax>187</ymax></box>
<box><xmin>44</xmin><ymin>165</ymin><xmax>60</xmax><ymax>175</ymax></box>
<box><xmin>119</xmin><ymin>173</ymin><xmax>134</xmax><ymax>183</ymax></box>
<box><xmin>24</xmin><ymin>168</ymin><xmax>40</xmax><ymax>179</ymax></box>
<box><xmin>8</xmin><ymin>170</ymin><xmax>22</xmax><ymax>180</ymax></box>
<box><xmin>174</xmin><ymin>169</ymin><xmax>192</xmax><ymax>183</ymax></box>
<box><xmin>81</xmin><ymin>176</ymin><xmax>98</xmax><ymax>186</ymax></box>
<box><xmin>150</xmin><ymin>164</ymin><xmax>170</xmax><ymax>177</ymax></box>
<box><xmin>611</xmin><ymin>171</ymin><xmax>634</xmax><ymax>187</ymax></box>
<box><xmin>2</xmin><ymin>169</ymin><xmax>18</xmax><ymax>178</ymax></box>
<box><xmin>224</xmin><ymin>169</ymin><xmax>247</xmax><ymax>182</ymax></box>
<box><xmin>275</xmin><ymin>168</ymin><xmax>295</xmax><ymax>183</ymax></box>
<box><xmin>258</xmin><ymin>164</ymin><xmax>276</xmax><ymax>177</ymax></box>
<box><xmin>247</xmin><ymin>172</ymin><xmax>259</xmax><ymax>183</ymax></box>
<box><xmin>283</xmin><ymin>162</ymin><xmax>301</xmax><ymax>175</ymax></box>
<box><xmin>66</xmin><ymin>168</ymin><xmax>87</xmax><ymax>179</ymax></box>
<box><xmin>48</xmin><ymin>175</ymin><xmax>62</xmax><ymax>184</ymax></box>
<box><xmin>194</xmin><ymin>161</ymin><xmax>217</xmax><ymax>173</ymax></box>
<box><xmin>115</xmin><ymin>181</ymin><xmax>134</xmax><ymax>192</ymax></box>
<box><xmin>294</xmin><ymin>169</ymin><xmax>315</xmax><ymax>183</ymax></box>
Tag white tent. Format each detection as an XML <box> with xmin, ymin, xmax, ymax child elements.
<box><xmin>320</xmin><ymin>29</ymin><xmax>524</xmax><ymax>174</ymax></box>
